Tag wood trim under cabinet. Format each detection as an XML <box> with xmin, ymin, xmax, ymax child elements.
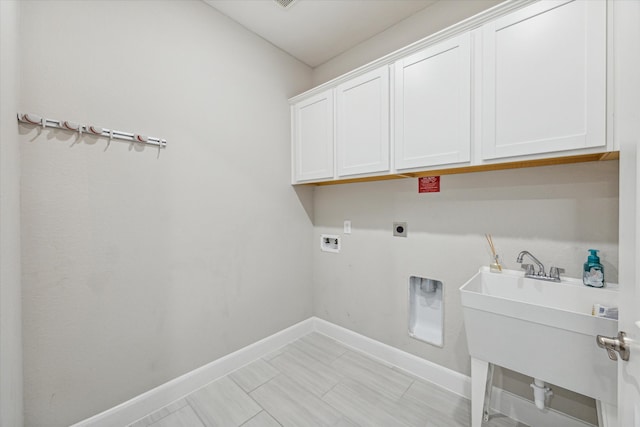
<box><xmin>298</xmin><ymin>151</ymin><xmax>619</xmax><ymax>186</ymax></box>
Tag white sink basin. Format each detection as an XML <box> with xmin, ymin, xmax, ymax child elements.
<box><xmin>460</xmin><ymin>267</ymin><xmax>619</xmax><ymax>404</ymax></box>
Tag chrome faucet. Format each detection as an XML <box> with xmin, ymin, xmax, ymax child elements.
<box><xmin>516</xmin><ymin>251</ymin><xmax>546</xmax><ymax>276</ymax></box>
<box><xmin>516</xmin><ymin>250</ymin><xmax>561</xmax><ymax>282</ymax></box>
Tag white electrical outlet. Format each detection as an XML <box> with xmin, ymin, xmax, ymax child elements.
<box><xmin>344</xmin><ymin>220</ymin><xmax>351</xmax><ymax>234</ymax></box>
<box><xmin>320</xmin><ymin>234</ymin><xmax>340</xmax><ymax>253</ymax></box>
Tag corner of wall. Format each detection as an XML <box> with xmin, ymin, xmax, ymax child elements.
<box><xmin>0</xmin><ymin>1</ymin><xmax>24</xmax><ymax>426</ymax></box>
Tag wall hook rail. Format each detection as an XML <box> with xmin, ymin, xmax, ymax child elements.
<box><xmin>17</xmin><ymin>113</ymin><xmax>167</xmax><ymax>148</ymax></box>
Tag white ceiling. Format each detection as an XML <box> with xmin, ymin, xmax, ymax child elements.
<box><xmin>203</xmin><ymin>0</ymin><xmax>439</xmax><ymax>67</ymax></box>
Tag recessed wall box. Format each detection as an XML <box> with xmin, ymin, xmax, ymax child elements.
<box><xmin>409</xmin><ymin>276</ymin><xmax>443</xmax><ymax>347</ymax></box>
<box><xmin>320</xmin><ymin>234</ymin><xmax>340</xmax><ymax>253</ymax></box>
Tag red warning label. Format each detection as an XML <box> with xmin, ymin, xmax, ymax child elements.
<box><xmin>418</xmin><ymin>176</ymin><xmax>440</xmax><ymax>193</ymax></box>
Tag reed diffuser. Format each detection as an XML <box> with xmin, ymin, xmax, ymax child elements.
<box><xmin>485</xmin><ymin>234</ymin><xmax>502</xmax><ymax>272</ymax></box>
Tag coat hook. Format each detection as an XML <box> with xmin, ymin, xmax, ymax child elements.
<box><xmin>62</xmin><ymin>120</ymin><xmax>80</xmax><ymax>131</ymax></box>
<box><xmin>105</xmin><ymin>129</ymin><xmax>113</xmax><ymax>149</ymax></box>
<box><xmin>21</xmin><ymin>113</ymin><xmax>42</xmax><ymax>125</ymax></box>
<box><xmin>134</xmin><ymin>134</ymin><xmax>148</xmax><ymax>144</ymax></box>
<box><xmin>17</xmin><ymin>113</ymin><xmax>167</xmax><ymax>148</ymax></box>
<box><xmin>88</xmin><ymin>125</ymin><xmax>103</xmax><ymax>135</ymax></box>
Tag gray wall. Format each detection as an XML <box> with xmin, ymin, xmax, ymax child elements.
<box><xmin>309</xmin><ymin>2</ymin><xmax>619</xmax><ymax>423</ymax></box>
<box><xmin>13</xmin><ymin>1</ymin><xmax>622</xmax><ymax>426</ymax></box>
<box><xmin>0</xmin><ymin>1</ymin><xmax>24</xmax><ymax>426</ymax></box>
<box><xmin>18</xmin><ymin>1</ymin><xmax>314</xmax><ymax>426</ymax></box>
<box><xmin>312</xmin><ymin>0</ymin><xmax>505</xmax><ymax>85</ymax></box>
<box><xmin>312</xmin><ymin>161</ymin><xmax>619</xmax><ymax>424</ymax></box>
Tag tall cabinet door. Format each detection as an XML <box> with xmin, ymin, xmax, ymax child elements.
<box><xmin>394</xmin><ymin>33</ymin><xmax>471</xmax><ymax>170</ymax></box>
<box><xmin>292</xmin><ymin>89</ymin><xmax>334</xmax><ymax>183</ymax></box>
<box><xmin>336</xmin><ymin>66</ymin><xmax>390</xmax><ymax>177</ymax></box>
<box><xmin>482</xmin><ymin>0</ymin><xmax>606</xmax><ymax>160</ymax></box>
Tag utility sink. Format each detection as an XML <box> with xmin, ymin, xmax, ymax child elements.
<box><xmin>460</xmin><ymin>267</ymin><xmax>619</xmax><ymax>407</ymax></box>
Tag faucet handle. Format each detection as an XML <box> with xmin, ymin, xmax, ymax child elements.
<box><xmin>549</xmin><ymin>266</ymin><xmax>563</xmax><ymax>280</ymax></box>
<box><xmin>521</xmin><ymin>264</ymin><xmax>534</xmax><ymax>276</ymax></box>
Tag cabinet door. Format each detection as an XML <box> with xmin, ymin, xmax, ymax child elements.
<box><xmin>336</xmin><ymin>66</ymin><xmax>390</xmax><ymax>177</ymax></box>
<box><xmin>292</xmin><ymin>89</ymin><xmax>334</xmax><ymax>183</ymax></box>
<box><xmin>395</xmin><ymin>33</ymin><xmax>471</xmax><ymax>170</ymax></box>
<box><xmin>482</xmin><ymin>0</ymin><xmax>606</xmax><ymax>160</ymax></box>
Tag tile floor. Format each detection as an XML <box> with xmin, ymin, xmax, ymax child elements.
<box><xmin>128</xmin><ymin>333</ymin><xmax>527</xmax><ymax>427</ymax></box>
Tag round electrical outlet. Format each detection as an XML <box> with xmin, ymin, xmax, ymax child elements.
<box><xmin>393</xmin><ymin>222</ymin><xmax>407</xmax><ymax>237</ymax></box>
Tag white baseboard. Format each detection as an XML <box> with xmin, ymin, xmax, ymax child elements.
<box><xmin>312</xmin><ymin>317</ymin><xmax>471</xmax><ymax>398</ymax></box>
<box><xmin>72</xmin><ymin>316</ymin><xmax>596</xmax><ymax>427</ymax></box>
<box><xmin>70</xmin><ymin>318</ymin><xmax>315</xmax><ymax>427</ymax></box>
<box><xmin>313</xmin><ymin>318</ymin><xmax>595</xmax><ymax>427</ymax></box>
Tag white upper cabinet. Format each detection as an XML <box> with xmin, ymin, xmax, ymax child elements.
<box><xmin>336</xmin><ymin>66</ymin><xmax>390</xmax><ymax>177</ymax></box>
<box><xmin>394</xmin><ymin>33</ymin><xmax>471</xmax><ymax>170</ymax></box>
<box><xmin>292</xmin><ymin>89</ymin><xmax>334</xmax><ymax>183</ymax></box>
<box><xmin>290</xmin><ymin>0</ymin><xmax>612</xmax><ymax>184</ymax></box>
<box><xmin>481</xmin><ymin>0</ymin><xmax>607</xmax><ymax>160</ymax></box>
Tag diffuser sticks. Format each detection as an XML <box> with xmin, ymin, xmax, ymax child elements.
<box><xmin>485</xmin><ymin>234</ymin><xmax>502</xmax><ymax>272</ymax></box>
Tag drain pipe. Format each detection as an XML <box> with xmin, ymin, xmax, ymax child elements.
<box><xmin>530</xmin><ymin>378</ymin><xmax>553</xmax><ymax>410</ymax></box>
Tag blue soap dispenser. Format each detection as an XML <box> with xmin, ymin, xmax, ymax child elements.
<box><xmin>583</xmin><ymin>249</ymin><xmax>604</xmax><ymax>288</ymax></box>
